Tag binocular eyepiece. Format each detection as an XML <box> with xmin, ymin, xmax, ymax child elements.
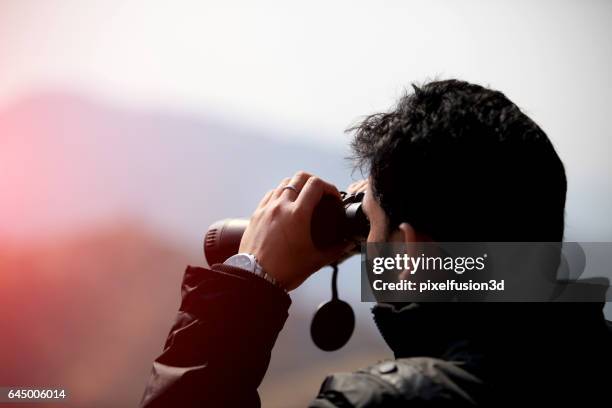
<box><xmin>204</xmin><ymin>191</ymin><xmax>369</xmax><ymax>266</ymax></box>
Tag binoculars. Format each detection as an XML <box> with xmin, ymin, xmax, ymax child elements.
<box><xmin>203</xmin><ymin>191</ymin><xmax>369</xmax><ymax>351</ymax></box>
<box><xmin>204</xmin><ymin>191</ymin><xmax>369</xmax><ymax>266</ymax></box>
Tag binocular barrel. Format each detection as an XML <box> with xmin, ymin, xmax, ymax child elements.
<box><xmin>204</xmin><ymin>192</ymin><xmax>368</xmax><ymax>266</ymax></box>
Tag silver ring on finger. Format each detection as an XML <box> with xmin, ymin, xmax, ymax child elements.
<box><xmin>282</xmin><ymin>185</ymin><xmax>299</xmax><ymax>195</ymax></box>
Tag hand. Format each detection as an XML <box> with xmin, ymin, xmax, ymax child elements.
<box><xmin>239</xmin><ymin>171</ymin><xmax>352</xmax><ymax>291</ymax></box>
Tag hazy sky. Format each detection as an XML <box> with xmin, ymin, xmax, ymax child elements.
<box><xmin>1</xmin><ymin>0</ymin><xmax>610</xmax><ymax>144</ymax></box>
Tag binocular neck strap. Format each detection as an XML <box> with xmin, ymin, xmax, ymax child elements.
<box><xmin>331</xmin><ymin>263</ymin><xmax>339</xmax><ymax>300</ymax></box>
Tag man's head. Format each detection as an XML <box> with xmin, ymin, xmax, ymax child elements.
<box><xmin>351</xmin><ymin>79</ymin><xmax>567</xmax><ymax>243</ymax></box>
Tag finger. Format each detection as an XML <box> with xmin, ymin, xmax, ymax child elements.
<box><xmin>257</xmin><ymin>189</ymin><xmax>275</xmax><ymax>209</ymax></box>
<box><xmin>347</xmin><ymin>180</ymin><xmax>361</xmax><ymax>193</ymax></box>
<box><xmin>347</xmin><ymin>179</ymin><xmax>368</xmax><ymax>194</ymax></box>
<box><xmin>280</xmin><ymin>171</ymin><xmax>312</xmax><ymax>201</ymax></box>
<box><xmin>272</xmin><ymin>177</ymin><xmax>292</xmax><ymax>198</ymax></box>
<box><xmin>295</xmin><ymin>176</ymin><xmax>340</xmax><ymax>213</ymax></box>
<box><xmin>357</xmin><ymin>179</ymin><xmax>368</xmax><ymax>193</ymax></box>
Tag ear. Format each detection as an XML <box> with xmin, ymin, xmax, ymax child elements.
<box><xmin>388</xmin><ymin>222</ymin><xmax>417</xmax><ymax>243</ymax></box>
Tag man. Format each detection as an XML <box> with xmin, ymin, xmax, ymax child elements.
<box><xmin>140</xmin><ymin>80</ymin><xmax>611</xmax><ymax>407</ymax></box>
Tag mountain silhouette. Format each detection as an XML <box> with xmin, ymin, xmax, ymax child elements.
<box><xmin>0</xmin><ymin>91</ymin><xmax>356</xmax><ymax>244</ymax></box>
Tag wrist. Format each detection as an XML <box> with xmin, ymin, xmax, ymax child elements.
<box><xmin>224</xmin><ymin>253</ymin><xmax>287</xmax><ymax>292</ymax></box>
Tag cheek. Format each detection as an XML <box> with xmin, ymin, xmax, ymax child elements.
<box><xmin>367</xmin><ymin>219</ymin><xmax>387</xmax><ymax>242</ymax></box>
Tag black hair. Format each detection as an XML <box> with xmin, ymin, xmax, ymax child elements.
<box><xmin>350</xmin><ymin>79</ymin><xmax>566</xmax><ymax>241</ymax></box>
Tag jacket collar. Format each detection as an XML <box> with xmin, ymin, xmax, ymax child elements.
<box><xmin>372</xmin><ymin>302</ymin><xmax>608</xmax><ymax>360</ymax></box>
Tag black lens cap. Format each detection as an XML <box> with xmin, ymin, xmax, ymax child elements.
<box><xmin>310</xmin><ymin>299</ymin><xmax>355</xmax><ymax>351</ymax></box>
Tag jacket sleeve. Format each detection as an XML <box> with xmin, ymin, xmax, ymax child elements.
<box><xmin>140</xmin><ymin>264</ymin><xmax>291</xmax><ymax>408</ymax></box>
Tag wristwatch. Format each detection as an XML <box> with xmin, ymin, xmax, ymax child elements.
<box><xmin>223</xmin><ymin>253</ymin><xmax>285</xmax><ymax>291</ymax></box>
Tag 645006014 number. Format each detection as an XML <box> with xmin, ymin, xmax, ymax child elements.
<box><xmin>2</xmin><ymin>388</ymin><xmax>67</xmax><ymax>402</ymax></box>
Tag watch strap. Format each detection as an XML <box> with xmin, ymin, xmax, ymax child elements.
<box><xmin>224</xmin><ymin>253</ymin><xmax>286</xmax><ymax>292</ymax></box>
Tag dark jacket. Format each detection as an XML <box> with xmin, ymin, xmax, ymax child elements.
<box><xmin>140</xmin><ymin>265</ymin><xmax>612</xmax><ymax>407</ymax></box>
